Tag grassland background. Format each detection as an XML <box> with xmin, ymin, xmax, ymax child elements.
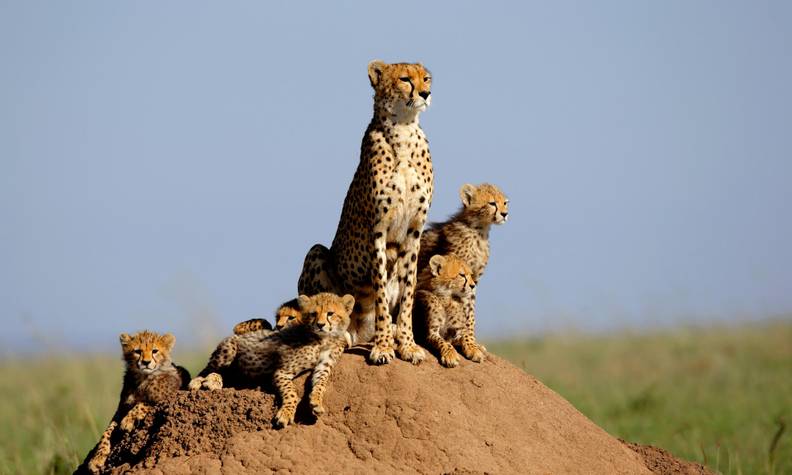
<box><xmin>1</xmin><ymin>321</ymin><xmax>789</xmax><ymax>475</ymax></box>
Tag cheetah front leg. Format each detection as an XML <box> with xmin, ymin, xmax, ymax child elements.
<box><xmin>419</xmin><ymin>292</ymin><xmax>460</xmax><ymax>368</ymax></box>
<box><xmin>272</xmin><ymin>369</ymin><xmax>299</xmax><ymax>428</ymax></box>
<box><xmin>308</xmin><ymin>345</ymin><xmax>343</xmax><ymax>417</ymax></box>
<box><xmin>369</xmin><ymin>225</ymin><xmax>396</xmax><ymax>364</ymax></box>
<box><xmin>459</xmin><ymin>292</ymin><xmax>486</xmax><ymax>362</ymax></box>
<box><xmin>119</xmin><ymin>402</ymin><xmax>153</xmax><ymax>432</ymax></box>
<box><xmin>189</xmin><ymin>335</ymin><xmax>238</xmax><ymax>390</ymax></box>
<box><xmin>86</xmin><ymin>420</ymin><xmax>117</xmax><ymax>474</ymax></box>
<box><xmin>394</xmin><ymin>221</ymin><xmax>426</xmax><ymax>364</ymax></box>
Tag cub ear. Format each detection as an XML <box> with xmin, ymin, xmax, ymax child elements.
<box><xmin>161</xmin><ymin>333</ymin><xmax>176</xmax><ymax>351</ymax></box>
<box><xmin>297</xmin><ymin>294</ymin><xmax>312</xmax><ymax>310</ymax></box>
<box><xmin>283</xmin><ymin>297</ymin><xmax>300</xmax><ymax>310</ymax></box>
<box><xmin>368</xmin><ymin>59</ymin><xmax>385</xmax><ymax>88</ymax></box>
<box><xmin>429</xmin><ymin>255</ymin><xmax>446</xmax><ymax>275</ymax></box>
<box><xmin>459</xmin><ymin>184</ymin><xmax>477</xmax><ymax>207</ymax></box>
<box><xmin>119</xmin><ymin>333</ymin><xmax>131</xmax><ymax>346</ymax></box>
<box><xmin>341</xmin><ymin>294</ymin><xmax>356</xmax><ymax>315</ymax></box>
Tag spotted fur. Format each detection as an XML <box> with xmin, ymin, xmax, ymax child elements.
<box><xmin>189</xmin><ymin>293</ymin><xmax>355</xmax><ymax>428</ymax></box>
<box><xmin>232</xmin><ymin>298</ymin><xmax>302</xmax><ymax>335</ymax></box>
<box><xmin>416</xmin><ymin>183</ymin><xmax>509</xmax><ymax>361</ymax></box>
<box><xmin>298</xmin><ymin>60</ymin><xmax>434</xmax><ymax>365</ymax></box>
<box><xmin>415</xmin><ymin>254</ymin><xmax>481</xmax><ymax>367</ymax></box>
<box><xmin>84</xmin><ymin>331</ymin><xmax>189</xmax><ymax>474</ymax></box>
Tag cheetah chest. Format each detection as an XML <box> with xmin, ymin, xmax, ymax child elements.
<box><xmin>384</xmin><ymin>141</ymin><xmax>430</xmax><ymax>244</ymax></box>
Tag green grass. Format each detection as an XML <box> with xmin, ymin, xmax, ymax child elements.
<box><xmin>489</xmin><ymin>321</ymin><xmax>792</xmax><ymax>475</ymax></box>
<box><xmin>0</xmin><ymin>322</ymin><xmax>790</xmax><ymax>474</ymax></box>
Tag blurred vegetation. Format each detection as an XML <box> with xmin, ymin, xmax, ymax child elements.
<box><xmin>491</xmin><ymin>320</ymin><xmax>792</xmax><ymax>475</ymax></box>
<box><xmin>0</xmin><ymin>321</ymin><xmax>790</xmax><ymax>474</ymax></box>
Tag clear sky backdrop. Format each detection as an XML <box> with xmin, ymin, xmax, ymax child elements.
<box><xmin>2</xmin><ymin>1</ymin><xmax>790</xmax><ymax>353</ymax></box>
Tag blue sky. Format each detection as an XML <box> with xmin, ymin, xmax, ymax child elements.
<box><xmin>1</xmin><ymin>1</ymin><xmax>790</xmax><ymax>352</ymax></box>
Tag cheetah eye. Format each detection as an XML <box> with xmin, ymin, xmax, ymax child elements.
<box><xmin>424</xmin><ymin>76</ymin><xmax>431</xmax><ymax>82</ymax></box>
<box><xmin>133</xmin><ymin>349</ymin><xmax>142</xmax><ymax>355</ymax></box>
<box><xmin>327</xmin><ymin>311</ymin><xmax>334</xmax><ymax>316</ymax></box>
<box><xmin>287</xmin><ymin>315</ymin><xmax>296</xmax><ymax>320</ymax></box>
<box><xmin>489</xmin><ymin>201</ymin><xmax>497</xmax><ymax>207</ymax></box>
<box><xmin>399</xmin><ymin>77</ymin><xmax>411</xmax><ymax>83</ymax></box>
<box><xmin>152</xmin><ymin>349</ymin><xmax>159</xmax><ymax>354</ymax></box>
<box><xmin>504</xmin><ymin>199</ymin><xmax>510</xmax><ymax>205</ymax></box>
<box><xmin>459</xmin><ymin>273</ymin><xmax>466</xmax><ymax>277</ymax></box>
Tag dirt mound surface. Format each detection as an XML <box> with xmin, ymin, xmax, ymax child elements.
<box><xmin>81</xmin><ymin>351</ymin><xmax>710</xmax><ymax>474</ymax></box>
<box><xmin>622</xmin><ymin>440</ymin><xmax>712</xmax><ymax>475</ymax></box>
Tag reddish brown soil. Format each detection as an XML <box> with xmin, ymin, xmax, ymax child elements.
<box><xmin>621</xmin><ymin>440</ymin><xmax>713</xmax><ymax>475</ymax></box>
<box><xmin>78</xmin><ymin>351</ymin><xmax>711</xmax><ymax>474</ymax></box>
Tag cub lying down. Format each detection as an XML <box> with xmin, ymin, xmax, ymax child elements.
<box><xmin>190</xmin><ymin>292</ymin><xmax>354</xmax><ymax>428</ymax></box>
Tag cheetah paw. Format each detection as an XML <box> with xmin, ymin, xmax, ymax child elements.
<box><xmin>369</xmin><ymin>344</ymin><xmax>395</xmax><ymax>365</ymax></box>
<box><xmin>273</xmin><ymin>407</ymin><xmax>295</xmax><ymax>429</ymax></box>
<box><xmin>202</xmin><ymin>373</ymin><xmax>223</xmax><ymax>390</ymax></box>
<box><xmin>397</xmin><ymin>343</ymin><xmax>425</xmax><ymax>365</ymax></box>
<box><xmin>466</xmin><ymin>347</ymin><xmax>486</xmax><ymax>363</ymax></box>
<box><xmin>87</xmin><ymin>456</ymin><xmax>106</xmax><ymax>475</ymax></box>
<box><xmin>440</xmin><ymin>347</ymin><xmax>461</xmax><ymax>368</ymax></box>
<box><xmin>309</xmin><ymin>393</ymin><xmax>326</xmax><ymax>416</ymax></box>
<box><xmin>188</xmin><ymin>377</ymin><xmax>205</xmax><ymax>391</ymax></box>
<box><xmin>310</xmin><ymin>402</ymin><xmax>326</xmax><ymax>417</ymax></box>
<box><xmin>119</xmin><ymin>415</ymin><xmax>137</xmax><ymax>432</ymax></box>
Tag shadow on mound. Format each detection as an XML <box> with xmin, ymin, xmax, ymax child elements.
<box><xmin>78</xmin><ymin>353</ymin><xmax>712</xmax><ymax>475</ymax></box>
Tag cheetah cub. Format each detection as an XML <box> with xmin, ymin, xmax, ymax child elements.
<box><xmin>84</xmin><ymin>331</ymin><xmax>190</xmax><ymax>474</ymax></box>
<box><xmin>232</xmin><ymin>298</ymin><xmax>301</xmax><ymax>334</ymax></box>
<box><xmin>417</xmin><ymin>183</ymin><xmax>509</xmax><ymax>362</ymax></box>
<box><xmin>189</xmin><ymin>293</ymin><xmax>355</xmax><ymax>428</ymax></box>
<box><xmin>416</xmin><ymin>254</ymin><xmax>479</xmax><ymax>367</ymax></box>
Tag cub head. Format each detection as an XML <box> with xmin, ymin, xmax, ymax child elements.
<box><xmin>275</xmin><ymin>299</ymin><xmax>303</xmax><ymax>330</ymax></box>
<box><xmin>459</xmin><ymin>183</ymin><xmax>509</xmax><ymax>225</ymax></box>
<box><xmin>368</xmin><ymin>60</ymin><xmax>432</xmax><ymax>115</ymax></box>
<box><xmin>428</xmin><ymin>254</ymin><xmax>476</xmax><ymax>296</ymax></box>
<box><xmin>119</xmin><ymin>330</ymin><xmax>175</xmax><ymax>374</ymax></box>
<box><xmin>297</xmin><ymin>293</ymin><xmax>355</xmax><ymax>335</ymax></box>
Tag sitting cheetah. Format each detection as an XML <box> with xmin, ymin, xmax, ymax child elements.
<box><xmin>415</xmin><ymin>254</ymin><xmax>480</xmax><ymax>367</ymax></box>
<box><xmin>232</xmin><ymin>298</ymin><xmax>301</xmax><ymax>334</ymax></box>
<box><xmin>416</xmin><ymin>183</ymin><xmax>509</xmax><ymax>361</ymax></box>
<box><xmin>189</xmin><ymin>293</ymin><xmax>355</xmax><ymax>428</ymax></box>
<box><xmin>298</xmin><ymin>60</ymin><xmax>434</xmax><ymax>365</ymax></box>
<box><xmin>83</xmin><ymin>331</ymin><xmax>190</xmax><ymax>474</ymax></box>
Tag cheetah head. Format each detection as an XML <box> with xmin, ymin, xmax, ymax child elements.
<box><xmin>460</xmin><ymin>183</ymin><xmax>510</xmax><ymax>226</ymax></box>
<box><xmin>297</xmin><ymin>293</ymin><xmax>355</xmax><ymax>336</ymax></box>
<box><xmin>275</xmin><ymin>299</ymin><xmax>303</xmax><ymax>330</ymax></box>
<box><xmin>120</xmin><ymin>330</ymin><xmax>175</xmax><ymax>374</ymax></box>
<box><xmin>368</xmin><ymin>60</ymin><xmax>432</xmax><ymax>118</ymax></box>
<box><xmin>429</xmin><ymin>254</ymin><xmax>476</xmax><ymax>297</ymax></box>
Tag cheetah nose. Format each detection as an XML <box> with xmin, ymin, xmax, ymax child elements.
<box><xmin>141</xmin><ymin>359</ymin><xmax>151</xmax><ymax>366</ymax></box>
<box><xmin>500</xmin><ymin>212</ymin><xmax>508</xmax><ymax>220</ymax></box>
<box><xmin>418</xmin><ymin>91</ymin><xmax>430</xmax><ymax>100</ymax></box>
<box><xmin>470</xmin><ymin>283</ymin><xmax>476</xmax><ymax>289</ymax></box>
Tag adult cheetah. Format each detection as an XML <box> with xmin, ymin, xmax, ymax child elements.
<box><xmin>298</xmin><ymin>60</ymin><xmax>433</xmax><ymax>365</ymax></box>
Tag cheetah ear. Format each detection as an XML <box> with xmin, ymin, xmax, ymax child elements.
<box><xmin>283</xmin><ymin>297</ymin><xmax>300</xmax><ymax>310</ymax></box>
<box><xmin>429</xmin><ymin>255</ymin><xmax>445</xmax><ymax>276</ymax></box>
<box><xmin>341</xmin><ymin>294</ymin><xmax>356</xmax><ymax>315</ymax></box>
<box><xmin>368</xmin><ymin>59</ymin><xmax>385</xmax><ymax>88</ymax></box>
<box><xmin>161</xmin><ymin>333</ymin><xmax>176</xmax><ymax>351</ymax></box>
<box><xmin>119</xmin><ymin>333</ymin><xmax>131</xmax><ymax>346</ymax></box>
<box><xmin>459</xmin><ymin>184</ymin><xmax>477</xmax><ymax>207</ymax></box>
<box><xmin>297</xmin><ymin>294</ymin><xmax>312</xmax><ymax>310</ymax></box>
